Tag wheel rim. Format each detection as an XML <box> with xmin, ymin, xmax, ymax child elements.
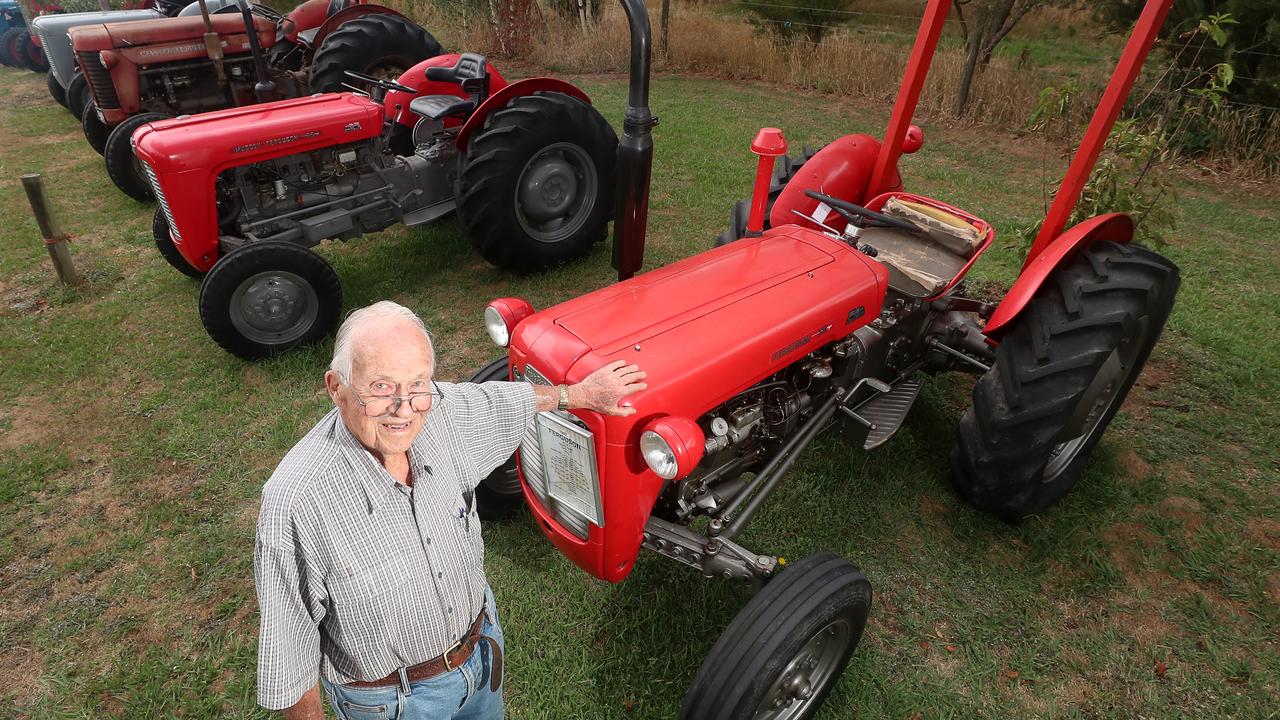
<box><xmin>1044</xmin><ymin>316</ymin><xmax>1150</xmax><ymax>479</ymax></box>
<box><xmin>364</xmin><ymin>59</ymin><xmax>409</xmax><ymax>80</ymax></box>
<box><xmin>228</xmin><ymin>269</ymin><xmax>319</xmax><ymax>346</ymax></box>
<box><xmin>755</xmin><ymin>618</ymin><xmax>853</xmax><ymax>720</ymax></box>
<box><xmin>514</xmin><ymin>142</ymin><xmax>597</xmax><ymax>245</ymax></box>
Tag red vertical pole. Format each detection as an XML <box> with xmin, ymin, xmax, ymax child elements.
<box><xmin>1023</xmin><ymin>0</ymin><xmax>1172</xmax><ymax>266</ymax></box>
<box><xmin>745</xmin><ymin>128</ymin><xmax>787</xmax><ymax>235</ymax></box>
<box><xmin>867</xmin><ymin>0</ymin><xmax>951</xmax><ymax>198</ymax></box>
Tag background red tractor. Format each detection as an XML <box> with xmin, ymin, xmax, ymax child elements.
<box><xmin>135</xmin><ymin>51</ymin><xmax>617</xmax><ymax>359</ymax></box>
<box><xmin>0</xmin><ymin>0</ymin><xmax>63</xmax><ymax>72</ymax></box>
<box><xmin>473</xmin><ymin>0</ymin><xmax>1181</xmax><ymax>717</ymax></box>
<box><xmin>69</xmin><ymin>0</ymin><xmax>440</xmax><ymax>200</ymax></box>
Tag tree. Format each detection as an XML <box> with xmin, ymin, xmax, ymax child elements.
<box><xmin>951</xmin><ymin>0</ymin><xmax>1064</xmax><ymax>115</ymax></box>
<box><xmin>742</xmin><ymin>0</ymin><xmax>857</xmax><ymax>46</ymax></box>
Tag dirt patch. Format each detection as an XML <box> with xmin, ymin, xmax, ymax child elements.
<box><xmin>1115</xmin><ymin>448</ymin><xmax>1152</xmax><ymax>484</ymax></box>
<box><xmin>1158</xmin><ymin>496</ymin><xmax>1204</xmax><ymax>537</ymax></box>
<box><xmin>1101</xmin><ymin>521</ymin><xmax>1164</xmax><ymax>578</ymax></box>
<box><xmin>1113</xmin><ymin>608</ymin><xmax>1178</xmax><ymax>648</ymax></box>
<box><xmin>1246</xmin><ymin>517</ymin><xmax>1280</xmax><ymax>551</ymax></box>
<box><xmin>1267</xmin><ymin>573</ymin><xmax>1280</xmax><ymax>606</ymax></box>
<box><xmin>1122</xmin><ymin>352</ymin><xmax>1180</xmax><ymax>422</ymax></box>
<box><xmin>0</xmin><ymin>396</ymin><xmax>56</xmax><ymax>451</ymax></box>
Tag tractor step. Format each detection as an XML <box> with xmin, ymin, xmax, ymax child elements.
<box><xmin>402</xmin><ymin>199</ymin><xmax>456</xmax><ymax>227</ymax></box>
<box><xmin>856</xmin><ymin>377</ymin><xmax>923</xmax><ymax>450</ymax></box>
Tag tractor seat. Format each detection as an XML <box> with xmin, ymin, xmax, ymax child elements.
<box><xmin>409</xmin><ymin>95</ymin><xmax>476</xmax><ymax>121</ymax></box>
<box><xmin>425</xmin><ymin>52</ymin><xmax>488</xmax><ymax>86</ymax></box>
<box><xmin>860</xmin><ymin>198</ymin><xmax>982</xmax><ymax>297</ymax></box>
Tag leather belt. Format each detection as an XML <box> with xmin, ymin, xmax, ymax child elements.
<box><xmin>348</xmin><ymin>606</ymin><xmax>498</xmax><ymax>690</ymax></box>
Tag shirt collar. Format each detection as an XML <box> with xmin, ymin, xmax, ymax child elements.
<box><xmin>329</xmin><ymin>407</ymin><xmax>448</xmax><ymax>515</ymax></box>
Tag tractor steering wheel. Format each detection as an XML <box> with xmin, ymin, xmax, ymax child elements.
<box><xmin>804</xmin><ymin>190</ymin><xmax>922</xmax><ymax>234</ymax></box>
<box><xmin>343</xmin><ymin>71</ymin><xmax>417</xmax><ymax>97</ymax></box>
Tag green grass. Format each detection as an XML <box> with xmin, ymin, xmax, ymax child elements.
<box><xmin>0</xmin><ymin>65</ymin><xmax>1277</xmax><ymax>719</ymax></box>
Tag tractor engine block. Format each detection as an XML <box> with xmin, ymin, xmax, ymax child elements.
<box><xmin>222</xmin><ymin>136</ymin><xmax>458</xmax><ymax>249</ymax></box>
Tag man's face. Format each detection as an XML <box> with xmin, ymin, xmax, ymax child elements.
<box><xmin>325</xmin><ymin>318</ymin><xmax>434</xmax><ymax>463</ymax></box>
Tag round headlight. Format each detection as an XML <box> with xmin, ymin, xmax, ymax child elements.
<box><xmin>483</xmin><ymin>305</ymin><xmax>509</xmax><ymax>347</ymax></box>
<box><xmin>640</xmin><ymin>430</ymin><xmax>678</xmax><ymax>480</ymax></box>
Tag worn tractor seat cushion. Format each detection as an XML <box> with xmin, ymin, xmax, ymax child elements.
<box><xmin>858</xmin><ymin>226</ymin><xmax>967</xmax><ymax>297</ymax></box>
<box><xmin>409</xmin><ymin>94</ymin><xmax>476</xmax><ymax>121</ymax></box>
<box><xmin>883</xmin><ymin>197</ymin><xmax>982</xmax><ymax>258</ymax></box>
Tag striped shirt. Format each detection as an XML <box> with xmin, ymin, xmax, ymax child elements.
<box><xmin>254</xmin><ymin>380</ymin><xmax>536</xmax><ymax>710</ymax></box>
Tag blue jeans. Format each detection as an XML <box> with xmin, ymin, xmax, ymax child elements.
<box><xmin>323</xmin><ymin>589</ymin><xmax>505</xmax><ymax>720</ymax></box>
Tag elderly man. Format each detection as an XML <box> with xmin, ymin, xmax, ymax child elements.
<box><xmin>255</xmin><ymin>301</ymin><xmax>646</xmax><ymax>719</ymax></box>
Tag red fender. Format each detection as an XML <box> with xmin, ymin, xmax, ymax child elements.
<box><xmin>382</xmin><ymin>54</ymin><xmax>509</xmax><ymax>129</ymax></box>
<box><xmin>454</xmin><ymin>78</ymin><xmax>591</xmax><ymax>150</ymax></box>
<box><xmin>308</xmin><ymin>3</ymin><xmax>404</xmax><ymax>50</ymax></box>
<box><xmin>983</xmin><ymin>213</ymin><xmax>1134</xmax><ymax>338</ymax></box>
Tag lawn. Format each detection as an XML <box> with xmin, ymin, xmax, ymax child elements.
<box><xmin>0</xmin><ymin>63</ymin><xmax>1277</xmax><ymax>719</ymax></box>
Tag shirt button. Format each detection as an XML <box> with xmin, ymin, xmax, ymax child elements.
<box><xmin>437</xmin><ymin>571</ymin><xmax>443</xmax><ymax>578</ymax></box>
<box><xmin>448</xmin><ymin>607</ymin><xmax>453</xmax><ymax>613</ymax></box>
<box><xmin>425</xmin><ymin>537</ymin><xmax>431</xmax><ymax>545</ymax></box>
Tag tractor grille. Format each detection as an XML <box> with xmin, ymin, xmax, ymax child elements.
<box><xmin>140</xmin><ymin>161</ymin><xmax>179</xmax><ymax>241</ymax></box>
<box><xmin>33</xmin><ymin>25</ymin><xmax>63</xmax><ymax>80</ymax></box>
<box><xmin>519</xmin><ymin>364</ymin><xmax>592</xmax><ymax>540</ymax></box>
<box><xmin>76</xmin><ymin>50</ymin><xmax>120</xmax><ymax>110</ymax></box>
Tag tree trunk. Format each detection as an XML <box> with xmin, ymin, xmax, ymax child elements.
<box><xmin>955</xmin><ymin>29</ymin><xmax>984</xmax><ymax>115</ymax></box>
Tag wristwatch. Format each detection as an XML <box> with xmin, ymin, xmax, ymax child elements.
<box><xmin>557</xmin><ymin>384</ymin><xmax>570</xmax><ymax>412</ymax></box>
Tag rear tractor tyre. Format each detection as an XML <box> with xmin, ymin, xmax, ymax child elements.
<box><xmin>468</xmin><ymin>356</ymin><xmax>526</xmax><ymax>521</ymax></box>
<box><xmin>0</xmin><ymin>27</ymin><xmax>21</xmax><ymax>66</ymax></box>
<box><xmin>680</xmin><ymin>553</ymin><xmax>872</xmax><ymax>720</ymax></box>
<box><xmin>48</xmin><ymin>71</ymin><xmax>67</xmax><ymax>107</ymax></box>
<box><xmin>104</xmin><ymin>112</ymin><xmax>170</xmax><ymax>202</ymax></box>
<box><xmin>198</xmin><ymin>241</ymin><xmax>342</xmax><ymax>360</ymax></box>
<box><xmin>152</xmin><ymin>207</ymin><xmax>204</xmax><ymax>279</ymax></box>
<box><xmin>307</xmin><ymin>14</ymin><xmax>442</xmax><ymax>93</ymax></box>
<box><xmin>458</xmin><ymin>92</ymin><xmax>617</xmax><ymax>274</ymax></box>
<box><xmin>951</xmin><ymin>240</ymin><xmax>1180</xmax><ymax>521</ymax></box>
<box><xmin>715</xmin><ymin>147</ymin><xmax>821</xmax><ymax>247</ymax></box>
<box><xmin>66</xmin><ymin>72</ymin><xmax>90</xmax><ymax>123</ymax></box>
<box><xmin>82</xmin><ymin>102</ymin><xmax>109</xmax><ymax>156</ymax></box>
<box><xmin>267</xmin><ymin>38</ymin><xmax>303</xmax><ymax>72</ymax></box>
<box><xmin>16</xmin><ymin>31</ymin><xmax>47</xmax><ymax>73</ymax></box>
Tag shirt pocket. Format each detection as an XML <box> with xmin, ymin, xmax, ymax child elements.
<box><xmin>327</xmin><ymin>554</ymin><xmax>413</xmax><ymax>632</ymax></box>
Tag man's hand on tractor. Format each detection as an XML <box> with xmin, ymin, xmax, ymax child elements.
<box><xmin>534</xmin><ymin>360</ymin><xmax>647</xmax><ymax>416</ymax></box>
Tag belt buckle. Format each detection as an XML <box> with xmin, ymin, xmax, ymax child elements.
<box><xmin>442</xmin><ymin>638</ymin><xmax>464</xmax><ymax>672</ymax></box>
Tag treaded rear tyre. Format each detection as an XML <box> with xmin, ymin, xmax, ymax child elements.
<box><xmin>48</xmin><ymin>70</ymin><xmax>67</xmax><ymax>107</ymax></box>
<box><xmin>104</xmin><ymin>112</ymin><xmax>169</xmax><ymax>202</ymax></box>
<box><xmin>307</xmin><ymin>14</ymin><xmax>442</xmax><ymax>93</ymax></box>
<box><xmin>16</xmin><ymin>31</ymin><xmax>47</xmax><ymax>72</ymax></box>
<box><xmin>458</xmin><ymin>92</ymin><xmax>617</xmax><ymax>274</ymax></box>
<box><xmin>82</xmin><ymin>102</ymin><xmax>109</xmax><ymax>156</ymax></box>
<box><xmin>198</xmin><ymin>241</ymin><xmax>342</xmax><ymax>360</ymax></box>
<box><xmin>680</xmin><ymin>553</ymin><xmax>871</xmax><ymax>720</ymax></box>
<box><xmin>152</xmin><ymin>207</ymin><xmax>204</xmax><ymax>279</ymax></box>
<box><xmin>0</xmin><ymin>28</ymin><xmax>20</xmax><ymax>66</ymax></box>
<box><xmin>715</xmin><ymin>147</ymin><xmax>821</xmax><ymax>247</ymax></box>
<box><xmin>67</xmin><ymin>72</ymin><xmax>90</xmax><ymax>121</ymax></box>
<box><xmin>952</xmin><ymin>240</ymin><xmax>1180</xmax><ymax>521</ymax></box>
<box><xmin>468</xmin><ymin>356</ymin><xmax>526</xmax><ymax>520</ymax></box>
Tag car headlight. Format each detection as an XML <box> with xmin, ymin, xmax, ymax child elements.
<box><xmin>640</xmin><ymin>416</ymin><xmax>705</xmax><ymax>481</ymax></box>
<box><xmin>484</xmin><ymin>297</ymin><xmax>534</xmax><ymax>347</ymax></box>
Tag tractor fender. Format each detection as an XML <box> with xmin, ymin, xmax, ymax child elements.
<box><xmin>983</xmin><ymin>213</ymin><xmax>1134</xmax><ymax>339</ymax></box>
<box><xmin>382</xmin><ymin>53</ymin><xmax>509</xmax><ymax>128</ymax></box>
<box><xmin>455</xmin><ymin>78</ymin><xmax>591</xmax><ymax>150</ymax></box>
<box><xmin>302</xmin><ymin>2</ymin><xmax>405</xmax><ymax>49</ymax></box>
<box><xmin>769</xmin><ymin>133</ymin><xmax>895</xmax><ymax>229</ymax></box>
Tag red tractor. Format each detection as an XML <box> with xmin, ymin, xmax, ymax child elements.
<box><xmin>134</xmin><ymin>52</ymin><xmax>616</xmax><ymax>359</ymax></box>
<box><xmin>473</xmin><ymin>0</ymin><xmax>1181</xmax><ymax>717</ymax></box>
<box><xmin>0</xmin><ymin>0</ymin><xmax>63</xmax><ymax>72</ymax></box>
<box><xmin>69</xmin><ymin>0</ymin><xmax>440</xmax><ymax>200</ymax></box>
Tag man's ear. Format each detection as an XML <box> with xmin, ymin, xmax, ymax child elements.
<box><xmin>324</xmin><ymin>371</ymin><xmax>343</xmax><ymax>403</ymax></box>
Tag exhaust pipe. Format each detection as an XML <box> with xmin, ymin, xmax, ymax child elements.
<box><xmin>611</xmin><ymin>0</ymin><xmax>656</xmax><ymax>281</ymax></box>
<box><xmin>235</xmin><ymin>0</ymin><xmax>278</xmax><ymax>102</ymax></box>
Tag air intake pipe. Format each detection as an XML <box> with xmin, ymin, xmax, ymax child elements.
<box><xmin>610</xmin><ymin>0</ymin><xmax>656</xmax><ymax>281</ymax></box>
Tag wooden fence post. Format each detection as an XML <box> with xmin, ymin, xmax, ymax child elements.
<box><xmin>20</xmin><ymin>173</ymin><xmax>81</xmax><ymax>286</ymax></box>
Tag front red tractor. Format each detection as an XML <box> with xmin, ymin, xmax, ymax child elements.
<box><xmin>135</xmin><ymin>52</ymin><xmax>617</xmax><ymax>359</ymax></box>
<box><xmin>69</xmin><ymin>0</ymin><xmax>440</xmax><ymax>200</ymax></box>
<box><xmin>472</xmin><ymin>0</ymin><xmax>1181</xmax><ymax>717</ymax></box>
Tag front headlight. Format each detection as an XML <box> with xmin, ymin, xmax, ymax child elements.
<box><xmin>640</xmin><ymin>416</ymin><xmax>706</xmax><ymax>481</ymax></box>
<box><xmin>483</xmin><ymin>305</ymin><xmax>509</xmax><ymax>347</ymax></box>
<box><xmin>483</xmin><ymin>297</ymin><xmax>535</xmax><ymax>347</ymax></box>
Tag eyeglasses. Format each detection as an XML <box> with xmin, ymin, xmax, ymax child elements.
<box><xmin>348</xmin><ymin>380</ymin><xmax>445</xmax><ymax>418</ymax></box>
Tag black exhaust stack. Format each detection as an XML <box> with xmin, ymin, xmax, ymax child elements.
<box><xmin>235</xmin><ymin>0</ymin><xmax>278</xmax><ymax>102</ymax></box>
<box><xmin>611</xmin><ymin>0</ymin><xmax>656</xmax><ymax>281</ymax></box>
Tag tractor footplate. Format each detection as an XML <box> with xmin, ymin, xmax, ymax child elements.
<box><xmin>855</xmin><ymin>377</ymin><xmax>923</xmax><ymax>450</ymax></box>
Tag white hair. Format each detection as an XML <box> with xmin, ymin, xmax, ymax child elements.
<box><xmin>330</xmin><ymin>301</ymin><xmax>435</xmax><ymax>382</ymax></box>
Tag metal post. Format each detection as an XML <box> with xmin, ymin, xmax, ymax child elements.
<box><xmin>21</xmin><ymin>174</ymin><xmax>80</xmax><ymax>286</ymax></box>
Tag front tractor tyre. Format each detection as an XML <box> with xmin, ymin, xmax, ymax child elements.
<box><xmin>152</xmin><ymin>207</ymin><xmax>204</xmax><ymax>279</ymax></box>
<box><xmin>307</xmin><ymin>14</ymin><xmax>442</xmax><ymax>93</ymax></box>
<box><xmin>15</xmin><ymin>31</ymin><xmax>47</xmax><ymax>73</ymax></box>
<box><xmin>952</xmin><ymin>240</ymin><xmax>1180</xmax><ymax>521</ymax></box>
<box><xmin>0</xmin><ymin>28</ymin><xmax>21</xmax><ymax>66</ymax></box>
<box><xmin>681</xmin><ymin>553</ymin><xmax>872</xmax><ymax>720</ymax></box>
<box><xmin>458</xmin><ymin>92</ymin><xmax>617</xmax><ymax>274</ymax></box>
<box><xmin>468</xmin><ymin>356</ymin><xmax>526</xmax><ymax>521</ymax></box>
<box><xmin>48</xmin><ymin>71</ymin><xmax>68</xmax><ymax>107</ymax></box>
<box><xmin>66</xmin><ymin>72</ymin><xmax>90</xmax><ymax>121</ymax></box>
<box><xmin>104</xmin><ymin>112</ymin><xmax>170</xmax><ymax>202</ymax></box>
<box><xmin>82</xmin><ymin>102</ymin><xmax>109</xmax><ymax>156</ymax></box>
<box><xmin>198</xmin><ymin>242</ymin><xmax>342</xmax><ymax>360</ymax></box>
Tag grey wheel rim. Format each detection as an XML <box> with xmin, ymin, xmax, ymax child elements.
<box><xmin>228</xmin><ymin>269</ymin><xmax>320</xmax><ymax>345</ymax></box>
<box><xmin>755</xmin><ymin>617</ymin><xmax>853</xmax><ymax>720</ymax></box>
<box><xmin>1044</xmin><ymin>316</ymin><xmax>1150</xmax><ymax>479</ymax></box>
<box><xmin>514</xmin><ymin>141</ymin><xmax>598</xmax><ymax>244</ymax></box>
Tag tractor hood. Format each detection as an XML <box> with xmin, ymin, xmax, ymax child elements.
<box><xmin>31</xmin><ymin>9</ymin><xmax>162</xmax><ymax>85</ymax></box>
<box><xmin>69</xmin><ymin>13</ymin><xmax>274</xmax><ymax>52</ymax></box>
<box><xmin>510</xmin><ymin>226</ymin><xmax>889</xmax><ymax>432</ymax></box>
<box><xmin>134</xmin><ymin>92</ymin><xmax>384</xmax><ymax>173</ymax></box>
